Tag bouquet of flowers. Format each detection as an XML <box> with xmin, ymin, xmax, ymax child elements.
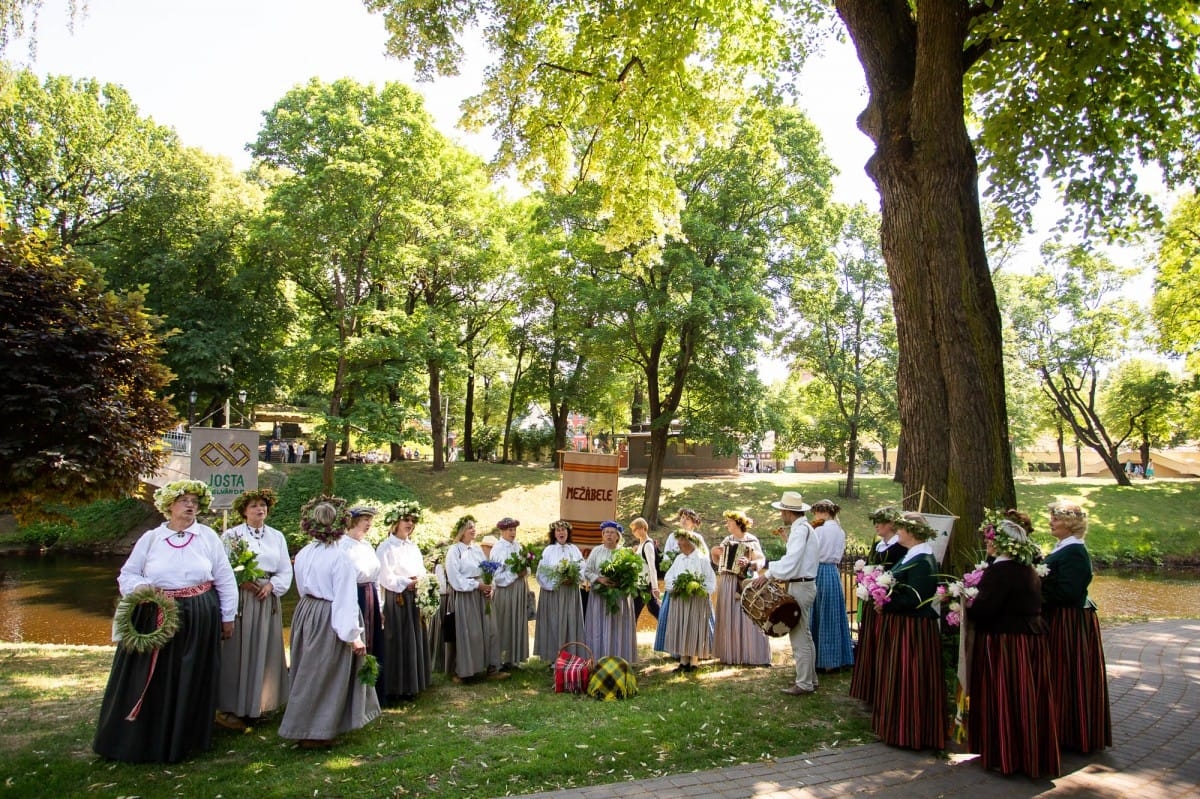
<box><xmin>943</xmin><ymin>561</ymin><xmax>988</xmax><ymax>627</ymax></box>
<box><xmin>659</xmin><ymin>550</ymin><xmax>678</xmax><ymax>575</ymax></box>
<box><xmin>539</xmin><ymin>557</ymin><xmax>582</xmax><ymax>588</ymax></box>
<box><xmin>414</xmin><ymin>574</ymin><xmax>441</xmax><ymax>619</ymax></box>
<box><xmin>478</xmin><ymin>559</ymin><xmax>502</xmax><ymax>614</ymax></box>
<box><xmin>853</xmin><ymin>561</ymin><xmax>897</xmax><ymax>611</ymax></box>
<box><xmin>670</xmin><ymin>570</ymin><xmax>710</xmax><ymax>600</ymax></box>
<box><xmin>592</xmin><ymin>548</ymin><xmax>649</xmax><ymax>614</ymax></box>
<box><xmin>227</xmin><ymin>536</ymin><xmax>267</xmax><ymax>584</ymax></box>
<box><xmin>504</xmin><ymin>547</ymin><xmax>539</xmax><ymax>577</ymax></box>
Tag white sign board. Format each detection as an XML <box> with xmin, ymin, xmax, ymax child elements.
<box><xmin>924</xmin><ymin>513</ymin><xmax>957</xmax><ymax>567</ymax></box>
<box><xmin>190</xmin><ymin>428</ymin><xmax>259</xmax><ymax>510</ymax></box>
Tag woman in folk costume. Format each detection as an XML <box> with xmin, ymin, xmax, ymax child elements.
<box><xmin>808</xmin><ymin>499</ymin><xmax>855</xmax><ymax>672</ymax></box>
<box><xmin>340</xmin><ymin>506</ymin><xmax>385</xmax><ymax>704</ymax></box>
<box><xmin>1043</xmin><ymin>500</ymin><xmax>1112</xmax><ymax>753</ymax></box>
<box><xmin>710</xmin><ymin>510</ymin><xmax>770</xmax><ymax>666</ymax></box>
<box><xmin>375</xmin><ymin>500</ymin><xmax>432</xmax><ymax>704</ymax></box>
<box><xmin>872</xmin><ymin>512</ymin><xmax>945</xmax><ymax>751</ymax></box>
<box><xmin>445</xmin><ymin>515</ymin><xmax>509</xmax><ymax>681</ymax></box>
<box><xmin>533</xmin><ymin>520</ymin><xmax>586</xmax><ymax>662</ymax></box>
<box><xmin>629</xmin><ymin>517</ymin><xmax>662</xmax><ymax>623</ymax></box>
<box><xmin>654</xmin><ymin>508</ymin><xmax>709</xmax><ymax>654</ymax></box>
<box><xmin>278</xmin><ymin>496</ymin><xmax>380</xmax><ymax>749</ymax></box>
<box><xmin>849</xmin><ymin>506</ymin><xmax>907</xmax><ymax>704</ymax></box>
<box><xmin>216</xmin><ymin>488</ymin><xmax>292</xmax><ymax>730</ymax></box>
<box><xmin>425</xmin><ymin>541</ymin><xmax>453</xmax><ymax>674</ymax></box>
<box><xmin>664</xmin><ymin>530</ymin><xmax>717</xmax><ymax>672</ymax></box>
<box><xmin>489</xmin><ymin>516</ymin><xmax>531</xmax><ymax>670</ymax></box>
<box><xmin>967</xmin><ymin>511</ymin><xmax>1060</xmax><ymax>778</ymax></box>
<box><xmin>583</xmin><ymin>520</ymin><xmax>638</xmax><ymax>662</ymax></box>
<box><xmin>93</xmin><ymin>480</ymin><xmax>238</xmax><ymax>763</ymax></box>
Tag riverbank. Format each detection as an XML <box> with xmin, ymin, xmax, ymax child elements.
<box><xmin>3</xmin><ymin>467</ymin><xmax>1200</xmax><ymax>567</ymax></box>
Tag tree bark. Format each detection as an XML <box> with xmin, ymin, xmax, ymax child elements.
<box><xmin>427</xmin><ymin>359</ymin><xmax>445</xmax><ymax>472</ymax></box>
<box><xmin>463</xmin><ymin>361</ymin><xmax>477</xmax><ymax>461</ymax></box>
<box><xmin>837</xmin><ymin>0</ymin><xmax>1015</xmax><ymax>571</ymax></box>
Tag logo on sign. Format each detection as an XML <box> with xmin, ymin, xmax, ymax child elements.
<box><xmin>199</xmin><ymin>441</ymin><xmax>252</xmax><ymax>468</ymax></box>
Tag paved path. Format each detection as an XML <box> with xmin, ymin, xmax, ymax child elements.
<box><xmin>515</xmin><ymin>619</ymin><xmax>1200</xmax><ymax>799</ymax></box>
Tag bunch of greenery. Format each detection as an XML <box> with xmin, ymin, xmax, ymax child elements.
<box><xmin>592</xmin><ymin>548</ymin><xmax>650</xmax><ymax>614</ymax></box>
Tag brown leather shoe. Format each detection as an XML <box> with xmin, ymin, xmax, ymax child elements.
<box><xmin>780</xmin><ymin>685</ymin><xmax>816</xmax><ymax>696</ymax></box>
<box><xmin>215</xmin><ymin>711</ymin><xmax>247</xmax><ymax>731</ymax></box>
<box><xmin>486</xmin><ymin>670</ymin><xmax>510</xmax><ymax>681</ymax></box>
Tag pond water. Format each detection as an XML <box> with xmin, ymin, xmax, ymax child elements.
<box><xmin>1</xmin><ymin>553</ymin><xmax>1197</xmax><ymax>646</ymax></box>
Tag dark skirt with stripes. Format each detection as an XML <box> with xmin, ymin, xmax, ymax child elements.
<box><xmin>968</xmin><ymin>631</ymin><xmax>1061</xmax><ymax>777</ymax></box>
<box><xmin>1045</xmin><ymin>605</ymin><xmax>1112</xmax><ymax>752</ymax></box>
<box><xmin>93</xmin><ymin>589</ymin><xmax>221</xmax><ymax>763</ymax></box>
<box><xmin>811</xmin><ymin>563</ymin><xmax>854</xmax><ymax>670</ymax></box>
<box><xmin>872</xmin><ymin>614</ymin><xmax>945</xmax><ymax>751</ymax></box>
<box><xmin>849</xmin><ymin>601</ymin><xmax>880</xmax><ymax>703</ymax></box>
<box><xmin>356</xmin><ymin>582</ymin><xmax>385</xmax><ymax>702</ymax></box>
<box><xmin>380</xmin><ymin>588</ymin><xmax>432</xmax><ymax>701</ymax></box>
<box><xmin>427</xmin><ymin>593</ymin><xmax>454</xmax><ymax>674</ymax></box>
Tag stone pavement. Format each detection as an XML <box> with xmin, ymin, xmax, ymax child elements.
<box><xmin>514</xmin><ymin>619</ymin><xmax>1200</xmax><ymax>799</ymax></box>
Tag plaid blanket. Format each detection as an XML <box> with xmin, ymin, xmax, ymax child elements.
<box><xmin>587</xmin><ymin>656</ymin><xmax>638</xmax><ymax>700</ymax></box>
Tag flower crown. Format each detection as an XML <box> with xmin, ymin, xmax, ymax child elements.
<box><xmin>979</xmin><ymin>509</ymin><xmax>1040</xmax><ymax>565</ymax></box>
<box><xmin>496</xmin><ymin>517</ymin><xmax>520</xmax><ymax>530</ymax></box>
<box><xmin>722</xmin><ymin>510</ymin><xmax>754</xmax><ymax>530</ymax></box>
<box><xmin>383</xmin><ymin>499</ymin><xmax>423</xmax><ymax>526</ymax></box>
<box><xmin>894</xmin><ymin>513</ymin><xmax>937</xmax><ymax>541</ymax></box>
<box><xmin>300</xmin><ymin>495</ymin><xmax>351</xmax><ymax>544</ymax></box>
<box><xmin>153</xmin><ymin>480</ymin><xmax>212</xmax><ymax>514</ymax></box>
<box><xmin>1048</xmin><ymin>502</ymin><xmax>1087</xmax><ymax>520</ymax></box>
<box><xmin>868</xmin><ymin>506</ymin><xmax>902</xmax><ymax>525</ymax></box>
<box><xmin>232</xmin><ymin>488</ymin><xmax>278</xmax><ymax>518</ymax></box>
<box><xmin>453</xmin><ymin>514</ymin><xmax>477</xmax><ymax>537</ymax></box>
<box><xmin>676</xmin><ymin>508</ymin><xmax>701</xmax><ymax>524</ymax></box>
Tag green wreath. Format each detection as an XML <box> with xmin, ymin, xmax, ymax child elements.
<box><xmin>113</xmin><ymin>586</ymin><xmax>181</xmax><ymax>654</ymax></box>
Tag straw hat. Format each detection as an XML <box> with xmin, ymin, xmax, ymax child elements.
<box><xmin>770</xmin><ymin>491</ymin><xmax>811</xmax><ymax>512</ymax></box>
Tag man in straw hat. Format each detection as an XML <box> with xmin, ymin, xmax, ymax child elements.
<box><xmin>751</xmin><ymin>491</ymin><xmax>819</xmax><ymax>696</ymax></box>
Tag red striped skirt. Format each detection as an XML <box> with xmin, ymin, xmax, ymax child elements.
<box><xmin>848</xmin><ymin>601</ymin><xmax>880</xmax><ymax>703</ymax></box>
<box><xmin>968</xmin><ymin>631</ymin><xmax>1061</xmax><ymax>777</ymax></box>
<box><xmin>872</xmin><ymin>614</ymin><xmax>945</xmax><ymax>750</ymax></box>
<box><xmin>1045</xmin><ymin>606</ymin><xmax>1112</xmax><ymax>752</ymax></box>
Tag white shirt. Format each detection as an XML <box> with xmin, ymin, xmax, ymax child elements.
<box><xmin>767</xmin><ymin>518</ymin><xmax>818</xmax><ymax>581</ymax></box>
<box><xmin>814</xmin><ymin>519</ymin><xmax>846</xmax><ymax>564</ymax></box>
<box><xmin>490</xmin><ymin>537</ymin><xmax>523</xmax><ymax>588</ymax></box>
<box><xmin>875</xmin><ymin>533</ymin><xmax>901</xmax><ymax>553</ymax></box>
<box><xmin>1052</xmin><ymin>535</ymin><xmax>1084</xmax><ymax>553</ymax></box>
<box><xmin>537</xmin><ymin>542</ymin><xmax>584</xmax><ymax>590</ymax></box>
<box><xmin>900</xmin><ymin>540</ymin><xmax>934</xmax><ymax>563</ymax></box>
<box><xmin>375</xmin><ymin>535</ymin><xmax>426</xmax><ymax>594</ymax></box>
<box><xmin>664</xmin><ymin>530</ymin><xmax>709</xmax><ymax>557</ymax></box>
<box><xmin>293</xmin><ymin>540</ymin><xmax>363</xmax><ymax>644</ymax></box>
<box><xmin>119</xmin><ymin>522</ymin><xmax>238</xmax><ymax>622</ymax></box>
<box><xmin>665</xmin><ymin>550</ymin><xmax>716</xmax><ymax>594</ymax></box>
<box><xmin>221</xmin><ymin>522</ymin><xmax>293</xmax><ymax>597</ymax></box>
<box><xmin>446</xmin><ymin>541</ymin><xmax>486</xmax><ymax>592</ymax></box>
<box><xmin>338</xmin><ymin>535</ymin><xmax>381</xmax><ymax>584</ymax></box>
<box><xmin>584</xmin><ymin>544</ymin><xmax>621</xmax><ymax>583</ymax></box>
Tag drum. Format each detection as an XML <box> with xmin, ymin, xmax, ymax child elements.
<box><xmin>740</xmin><ymin>579</ymin><xmax>802</xmax><ymax>637</ymax></box>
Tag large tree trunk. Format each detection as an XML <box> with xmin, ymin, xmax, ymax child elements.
<box><xmin>428</xmin><ymin>360</ymin><xmax>446</xmax><ymax>472</ymax></box>
<box><xmin>838</xmin><ymin>0</ymin><xmax>1015</xmax><ymax>572</ymax></box>
<box><xmin>1056</xmin><ymin>419</ymin><xmax>1067</xmax><ymax>477</ymax></box>
<box><xmin>641</xmin><ymin>423</ymin><xmax>670</xmax><ymax>528</ymax></box>
<box><xmin>322</xmin><ymin>351</ymin><xmax>347</xmax><ymax>493</ymax></box>
<box><xmin>501</xmin><ymin>339</ymin><xmax>526</xmax><ymax>463</ymax></box>
<box><xmin>463</xmin><ymin>363</ymin><xmax>477</xmax><ymax>461</ymax></box>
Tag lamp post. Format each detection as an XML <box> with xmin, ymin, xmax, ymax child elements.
<box><xmin>187</xmin><ymin>391</ymin><xmax>197</xmax><ymax>431</ymax></box>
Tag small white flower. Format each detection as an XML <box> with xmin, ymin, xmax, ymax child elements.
<box><xmin>855</xmin><ymin>585</ymin><xmax>870</xmax><ymax>601</ymax></box>
<box><xmin>853</xmin><ymin>559</ymin><xmax>867</xmax><ymax>573</ymax></box>
<box><xmin>876</xmin><ymin>572</ymin><xmax>896</xmax><ymax>589</ymax></box>
<box><xmin>964</xmin><ymin>586</ymin><xmax>979</xmax><ymax>600</ymax></box>
<box><xmin>1035</xmin><ymin>563</ymin><xmax>1050</xmax><ymax>578</ymax></box>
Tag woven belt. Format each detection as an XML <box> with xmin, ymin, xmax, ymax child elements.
<box><xmin>160</xmin><ymin>581</ymin><xmax>213</xmax><ymax>598</ymax></box>
<box><xmin>786</xmin><ymin>577</ymin><xmax>815</xmax><ymax>583</ymax></box>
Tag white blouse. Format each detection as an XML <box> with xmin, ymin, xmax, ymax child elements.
<box><xmin>490</xmin><ymin>537</ymin><xmax>523</xmax><ymax>588</ymax></box>
<box><xmin>665</xmin><ymin>549</ymin><xmax>716</xmax><ymax>594</ymax></box>
<box><xmin>293</xmin><ymin>540</ymin><xmax>364</xmax><ymax>644</ymax></box>
<box><xmin>221</xmin><ymin>522</ymin><xmax>293</xmax><ymax>597</ymax></box>
<box><xmin>118</xmin><ymin>522</ymin><xmax>238</xmax><ymax>622</ymax></box>
<box><xmin>338</xmin><ymin>535</ymin><xmax>381</xmax><ymax>584</ymax></box>
<box><xmin>536</xmin><ymin>542</ymin><xmax>584</xmax><ymax>590</ymax></box>
<box><xmin>583</xmin><ymin>544</ymin><xmax>621</xmax><ymax>584</ymax></box>
<box><xmin>375</xmin><ymin>535</ymin><xmax>427</xmax><ymax>594</ymax></box>
<box><xmin>814</xmin><ymin>519</ymin><xmax>847</xmax><ymax>564</ymax></box>
<box><xmin>446</xmin><ymin>541</ymin><xmax>486</xmax><ymax>592</ymax></box>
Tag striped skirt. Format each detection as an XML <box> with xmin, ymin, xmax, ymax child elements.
<box><xmin>380</xmin><ymin>588</ymin><xmax>432</xmax><ymax>700</ymax></box>
<box><xmin>811</xmin><ymin>562</ymin><xmax>854</xmax><ymax>670</ymax></box>
<box><xmin>1045</xmin><ymin>605</ymin><xmax>1112</xmax><ymax>752</ymax></box>
<box><xmin>664</xmin><ymin>593</ymin><xmax>714</xmax><ymax>659</ymax></box>
<box><xmin>712</xmin><ymin>573</ymin><xmax>770</xmax><ymax>665</ymax></box>
<box><xmin>969</xmin><ymin>631</ymin><xmax>1061</xmax><ymax>777</ymax></box>
<box><xmin>872</xmin><ymin>614</ymin><xmax>945</xmax><ymax>751</ymax></box>
<box><xmin>492</xmin><ymin>580</ymin><xmax>530</xmax><ymax>666</ymax></box>
<box><xmin>849</xmin><ymin>601</ymin><xmax>880</xmax><ymax>703</ymax></box>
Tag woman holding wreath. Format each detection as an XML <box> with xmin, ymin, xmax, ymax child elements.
<box><xmin>1043</xmin><ymin>501</ymin><xmax>1112</xmax><ymax>753</ymax></box>
<box><xmin>872</xmin><ymin>512</ymin><xmax>945</xmax><ymax>751</ymax></box>
<box><xmin>375</xmin><ymin>500</ymin><xmax>432</xmax><ymax>704</ymax></box>
<box><xmin>216</xmin><ymin>488</ymin><xmax>293</xmax><ymax>730</ymax></box>
<box><xmin>445</xmin><ymin>515</ymin><xmax>508</xmax><ymax>681</ymax></box>
<box><xmin>93</xmin><ymin>480</ymin><xmax>238</xmax><ymax>763</ymax></box>
<box><xmin>710</xmin><ymin>510</ymin><xmax>770</xmax><ymax>666</ymax></box>
<box><xmin>583</xmin><ymin>520</ymin><xmax>639</xmax><ymax>662</ymax></box>
<box><xmin>533</xmin><ymin>520</ymin><xmax>586</xmax><ymax>662</ymax></box>
<box><xmin>664</xmin><ymin>530</ymin><xmax>717</xmax><ymax>672</ymax></box>
<box><xmin>489</xmin><ymin>517</ymin><xmax>531</xmax><ymax>670</ymax></box>
<box><xmin>279</xmin><ymin>496</ymin><xmax>380</xmax><ymax>748</ymax></box>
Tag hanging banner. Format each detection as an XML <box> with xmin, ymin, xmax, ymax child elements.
<box><xmin>924</xmin><ymin>513</ymin><xmax>957</xmax><ymax>567</ymax></box>
<box><xmin>190</xmin><ymin>428</ymin><xmax>260</xmax><ymax>510</ymax></box>
<box><xmin>559</xmin><ymin>451</ymin><xmax>620</xmax><ymax>550</ymax></box>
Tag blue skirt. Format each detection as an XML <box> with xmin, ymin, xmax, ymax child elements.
<box><xmin>810</xmin><ymin>562</ymin><xmax>854</xmax><ymax>669</ymax></box>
